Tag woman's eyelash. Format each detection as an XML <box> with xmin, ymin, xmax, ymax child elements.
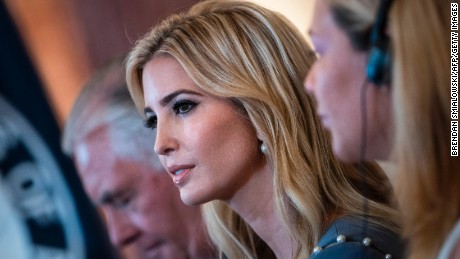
<box><xmin>173</xmin><ymin>100</ymin><xmax>197</xmax><ymax>115</ymax></box>
<box><xmin>144</xmin><ymin>116</ymin><xmax>157</xmax><ymax>129</ymax></box>
<box><xmin>312</xmin><ymin>47</ymin><xmax>323</xmax><ymax>58</ymax></box>
<box><xmin>143</xmin><ymin>100</ymin><xmax>197</xmax><ymax>129</ymax></box>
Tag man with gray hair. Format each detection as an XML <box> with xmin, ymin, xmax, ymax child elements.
<box><xmin>62</xmin><ymin>59</ymin><xmax>215</xmax><ymax>259</ymax></box>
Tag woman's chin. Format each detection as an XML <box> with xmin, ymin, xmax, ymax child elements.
<box><xmin>179</xmin><ymin>189</ymin><xmax>210</xmax><ymax>206</ymax></box>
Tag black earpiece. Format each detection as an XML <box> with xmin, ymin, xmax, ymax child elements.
<box><xmin>366</xmin><ymin>0</ymin><xmax>393</xmax><ymax>86</ymax></box>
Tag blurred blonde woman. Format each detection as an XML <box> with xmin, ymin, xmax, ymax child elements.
<box><xmin>305</xmin><ymin>0</ymin><xmax>457</xmax><ymax>258</ymax></box>
<box><xmin>126</xmin><ymin>1</ymin><xmax>404</xmax><ymax>258</ymax></box>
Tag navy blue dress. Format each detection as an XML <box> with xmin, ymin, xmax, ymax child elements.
<box><xmin>310</xmin><ymin>217</ymin><xmax>405</xmax><ymax>259</ymax></box>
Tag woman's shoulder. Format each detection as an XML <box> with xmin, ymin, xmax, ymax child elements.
<box><xmin>310</xmin><ymin>216</ymin><xmax>405</xmax><ymax>259</ymax></box>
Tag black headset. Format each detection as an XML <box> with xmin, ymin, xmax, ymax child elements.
<box><xmin>366</xmin><ymin>0</ymin><xmax>393</xmax><ymax>86</ymax></box>
<box><xmin>359</xmin><ymin>0</ymin><xmax>394</xmax><ymax>244</ymax></box>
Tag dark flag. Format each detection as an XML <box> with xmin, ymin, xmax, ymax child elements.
<box><xmin>0</xmin><ymin>2</ymin><xmax>118</xmax><ymax>258</ymax></box>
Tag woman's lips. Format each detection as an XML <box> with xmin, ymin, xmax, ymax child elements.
<box><xmin>167</xmin><ymin>165</ymin><xmax>195</xmax><ymax>186</ymax></box>
<box><xmin>172</xmin><ymin>168</ymin><xmax>192</xmax><ymax>186</ymax></box>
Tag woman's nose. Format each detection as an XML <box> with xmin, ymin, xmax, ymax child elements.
<box><xmin>153</xmin><ymin>118</ymin><xmax>178</xmax><ymax>156</ymax></box>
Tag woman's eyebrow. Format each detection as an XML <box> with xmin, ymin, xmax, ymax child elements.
<box><xmin>159</xmin><ymin>89</ymin><xmax>203</xmax><ymax>107</ymax></box>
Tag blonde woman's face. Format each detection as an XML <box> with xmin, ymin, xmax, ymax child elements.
<box><xmin>304</xmin><ymin>0</ymin><xmax>394</xmax><ymax>161</ymax></box>
<box><xmin>142</xmin><ymin>56</ymin><xmax>266</xmax><ymax>206</ymax></box>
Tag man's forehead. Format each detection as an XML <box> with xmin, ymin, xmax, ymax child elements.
<box><xmin>77</xmin><ymin>157</ymin><xmax>145</xmax><ymax>204</ymax></box>
<box><xmin>74</xmin><ymin>137</ymin><xmax>116</xmax><ymax>203</ymax></box>
<box><xmin>75</xmin><ymin>142</ymin><xmax>90</xmax><ymax>170</ymax></box>
<box><xmin>78</xmin><ymin>163</ymin><xmax>133</xmax><ymax>205</ymax></box>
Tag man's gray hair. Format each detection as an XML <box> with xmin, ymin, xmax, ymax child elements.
<box><xmin>62</xmin><ymin>58</ymin><xmax>162</xmax><ymax>171</ymax></box>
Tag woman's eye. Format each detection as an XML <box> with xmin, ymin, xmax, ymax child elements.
<box><xmin>144</xmin><ymin>116</ymin><xmax>157</xmax><ymax>129</ymax></box>
<box><xmin>313</xmin><ymin>47</ymin><xmax>323</xmax><ymax>59</ymax></box>
<box><xmin>173</xmin><ymin>100</ymin><xmax>196</xmax><ymax>115</ymax></box>
<box><xmin>312</xmin><ymin>44</ymin><xmax>324</xmax><ymax>59</ymax></box>
<box><xmin>314</xmin><ymin>51</ymin><xmax>322</xmax><ymax>59</ymax></box>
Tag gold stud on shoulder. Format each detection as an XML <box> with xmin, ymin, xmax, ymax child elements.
<box><xmin>362</xmin><ymin>237</ymin><xmax>372</xmax><ymax>247</ymax></box>
<box><xmin>313</xmin><ymin>246</ymin><xmax>323</xmax><ymax>254</ymax></box>
<box><xmin>336</xmin><ymin>235</ymin><xmax>346</xmax><ymax>243</ymax></box>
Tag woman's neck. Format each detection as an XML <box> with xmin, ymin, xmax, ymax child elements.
<box><xmin>227</xmin><ymin>167</ymin><xmax>295</xmax><ymax>258</ymax></box>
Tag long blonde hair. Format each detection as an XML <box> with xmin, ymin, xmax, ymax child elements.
<box><xmin>328</xmin><ymin>0</ymin><xmax>457</xmax><ymax>257</ymax></box>
<box><xmin>126</xmin><ymin>1</ymin><xmax>399</xmax><ymax>258</ymax></box>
